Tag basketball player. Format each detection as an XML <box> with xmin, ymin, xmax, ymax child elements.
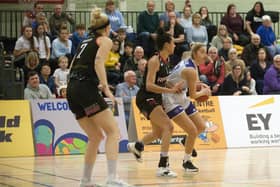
<box><xmin>162</xmin><ymin>43</ymin><xmax>211</xmax><ymax>172</ymax></box>
<box><xmin>127</xmin><ymin>29</ymin><xmax>182</xmax><ymax>177</ymax></box>
<box><xmin>67</xmin><ymin>7</ymin><xmax>132</xmax><ymax>187</ymax></box>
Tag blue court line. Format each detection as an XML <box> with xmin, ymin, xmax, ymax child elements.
<box><xmin>0</xmin><ymin>175</ymin><xmax>52</xmax><ymax>187</ymax></box>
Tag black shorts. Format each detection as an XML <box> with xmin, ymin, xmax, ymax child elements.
<box><xmin>67</xmin><ymin>79</ymin><xmax>108</xmax><ymax>119</ymax></box>
<box><xmin>136</xmin><ymin>90</ymin><xmax>162</xmax><ymax>119</ymax></box>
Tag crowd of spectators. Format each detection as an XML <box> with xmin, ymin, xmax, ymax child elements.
<box><xmin>9</xmin><ymin>0</ymin><xmax>280</xmax><ymax>115</ymax></box>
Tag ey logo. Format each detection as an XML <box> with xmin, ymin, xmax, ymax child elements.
<box><xmin>0</xmin><ymin>115</ymin><xmax>20</xmax><ymax>142</ymax></box>
<box><xmin>246</xmin><ymin>97</ymin><xmax>274</xmax><ymax>131</ymax></box>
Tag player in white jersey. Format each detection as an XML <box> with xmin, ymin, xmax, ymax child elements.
<box><xmin>162</xmin><ymin>43</ymin><xmax>211</xmax><ymax>172</ymax></box>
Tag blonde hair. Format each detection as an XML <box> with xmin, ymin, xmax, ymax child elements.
<box><xmin>58</xmin><ymin>56</ymin><xmax>68</xmax><ymax>65</ymax></box>
<box><xmin>25</xmin><ymin>52</ymin><xmax>39</xmax><ymax>68</ymax></box>
<box><xmin>90</xmin><ymin>7</ymin><xmax>109</xmax><ymax>35</ymax></box>
<box><xmin>191</xmin><ymin>43</ymin><xmax>206</xmax><ymax>59</ymax></box>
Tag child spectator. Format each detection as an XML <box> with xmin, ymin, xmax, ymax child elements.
<box><xmin>53</xmin><ymin>56</ymin><xmax>69</xmax><ymax>89</ymax></box>
<box><xmin>71</xmin><ymin>24</ymin><xmax>88</xmax><ymax>55</ymax></box>
<box><xmin>39</xmin><ymin>63</ymin><xmax>56</xmax><ymax>95</ymax></box>
<box><xmin>119</xmin><ymin>42</ymin><xmax>134</xmax><ymax>72</ymax></box>
<box><xmin>57</xmin><ymin>85</ymin><xmax>67</xmax><ymax>98</ymax></box>
<box><xmin>34</xmin><ymin>23</ymin><xmax>51</xmax><ymax>65</ymax></box>
<box><xmin>22</xmin><ymin>51</ymin><xmax>40</xmax><ymax>85</ymax></box>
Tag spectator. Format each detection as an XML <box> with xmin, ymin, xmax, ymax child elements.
<box><xmin>39</xmin><ymin>63</ymin><xmax>56</xmax><ymax>95</ymax></box>
<box><xmin>71</xmin><ymin>24</ymin><xmax>88</xmax><ymax>55</ymax></box>
<box><xmin>250</xmin><ymin>48</ymin><xmax>271</xmax><ymax>94</ymax></box>
<box><xmin>245</xmin><ymin>68</ymin><xmax>258</xmax><ymax>95</ymax></box>
<box><xmin>49</xmin><ymin>4</ymin><xmax>75</xmax><ymax>37</ymax></box>
<box><xmin>115</xmin><ymin>70</ymin><xmax>139</xmax><ymax>128</ymax></box>
<box><xmin>225</xmin><ymin>48</ymin><xmax>246</xmax><ymax>76</ymax></box>
<box><xmin>123</xmin><ymin>46</ymin><xmax>144</xmax><ymax>72</ymax></box>
<box><xmin>137</xmin><ymin>0</ymin><xmax>159</xmax><ymax>58</ymax></box>
<box><xmin>257</xmin><ymin>15</ymin><xmax>280</xmax><ymax>57</ymax></box>
<box><xmin>199</xmin><ymin>6</ymin><xmax>217</xmax><ymax>42</ymax></box>
<box><xmin>135</xmin><ymin>58</ymin><xmax>147</xmax><ymax>88</ymax></box>
<box><xmin>57</xmin><ymin>85</ymin><xmax>67</xmax><ymax>98</ymax></box>
<box><xmin>104</xmin><ymin>0</ymin><xmax>126</xmax><ymax>38</ymax></box>
<box><xmin>263</xmin><ymin>54</ymin><xmax>280</xmax><ymax>94</ymax></box>
<box><xmin>53</xmin><ymin>56</ymin><xmax>69</xmax><ymax>89</ymax></box>
<box><xmin>165</xmin><ymin>11</ymin><xmax>188</xmax><ymax>65</ymax></box>
<box><xmin>185</xmin><ymin>0</ymin><xmax>191</xmax><ymax>8</ymax></box>
<box><xmin>32</xmin><ymin>12</ymin><xmax>50</xmax><ymax>34</ymax></box>
<box><xmin>221</xmin><ymin>4</ymin><xmax>249</xmax><ymax>46</ymax></box>
<box><xmin>221</xmin><ymin>63</ymin><xmax>250</xmax><ymax>95</ymax></box>
<box><xmin>22</xmin><ymin>51</ymin><xmax>41</xmax><ymax>85</ymax></box>
<box><xmin>159</xmin><ymin>0</ymin><xmax>180</xmax><ymax>28</ymax></box>
<box><xmin>120</xmin><ymin>42</ymin><xmax>134</xmax><ymax>72</ymax></box>
<box><xmin>211</xmin><ymin>24</ymin><xmax>232</xmax><ymax>50</ymax></box>
<box><xmin>218</xmin><ymin>37</ymin><xmax>233</xmax><ymax>61</ymax></box>
<box><xmin>186</xmin><ymin>13</ymin><xmax>208</xmax><ymax>46</ymax></box>
<box><xmin>116</xmin><ymin>28</ymin><xmax>127</xmax><ymax>56</ymax></box>
<box><xmin>179</xmin><ymin>6</ymin><xmax>192</xmax><ymax>32</ymax></box>
<box><xmin>199</xmin><ymin>46</ymin><xmax>225</xmax><ymax>95</ymax></box>
<box><xmin>246</xmin><ymin>1</ymin><xmax>265</xmax><ymax>35</ymax></box>
<box><xmin>13</xmin><ymin>25</ymin><xmax>38</xmax><ymax>68</ymax></box>
<box><xmin>241</xmin><ymin>34</ymin><xmax>272</xmax><ymax>67</ymax></box>
<box><xmin>23</xmin><ymin>2</ymin><xmax>44</xmax><ymax>27</ymax></box>
<box><xmin>24</xmin><ymin>71</ymin><xmax>53</xmax><ymax>99</ymax></box>
<box><xmin>34</xmin><ymin>23</ymin><xmax>51</xmax><ymax>65</ymax></box>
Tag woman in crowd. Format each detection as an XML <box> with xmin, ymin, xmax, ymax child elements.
<box><xmin>246</xmin><ymin>1</ymin><xmax>265</xmax><ymax>35</ymax></box>
<box><xmin>263</xmin><ymin>54</ymin><xmax>280</xmax><ymax>94</ymax></box>
<box><xmin>199</xmin><ymin>6</ymin><xmax>217</xmax><ymax>41</ymax></box>
<box><xmin>211</xmin><ymin>24</ymin><xmax>232</xmax><ymax>50</ymax></box>
<box><xmin>34</xmin><ymin>23</ymin><xmax>51</xmax><ymax>64</ymax></box>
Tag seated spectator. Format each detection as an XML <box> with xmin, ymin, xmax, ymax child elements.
<box><xmin>22</xmin><ymin>51</ymin><xmax>40</xmax><ymax>85</ymax></box>
<box><xmin>119</xmin><ymin>42</ymin><xmax>134</xmax><ymax>72</ymax></box>
<box><xmin>199</xmin><ymin>6</ymin><xmax>217</xmax><ymax>42</ymax></box>
<box><xmin>245</xmin><ymin>68</ymin><xmax>258</xmax><ymax>95</ymax></box>
<box><xmin>179</xmin><ymin>6</ymin><xmax>192</xmax><ymax>32</ymax></box>
<box><xmin>250</xmin><ymin>48</ymin><xmax>271</xmax><ymax>94</ymax></box>
<box><xmin>137</xmin><ymin>0</ymin><xmax>159</xmax><ymax>58</ymax></box>
<box><xmin>105</xmin><ymin>0</ymin><xmax>126</xmax><ymax>38</ymax></box>
<box><xmin>185</xmin><ymin>0</ymin><xmax>191</xmax><ymax>8</ymax></box>
<box><xmin>57</xmin><ymin>85</ymin><xmax>67</xmax><ymax>98</ymax></box>
<box><xmin>186</xmin><ymin>13</ymin><xmax>208</xmax><ymax>46</ymax></box>
<box><xmin>211</xmin><ymin>24</ymin><xmax>232</xmax><ymax>50</ymax></box>
<box><xmin>53</xmin><ymin>56</ymin><xmax>69</xmax><ymax>89</ymax></box>
<box><xmin>199</xmin><ymin>46</ymin><xmax>225</xmax><ymax>95</ymax></box>
<box><xmin>123</xmin><ymin>46</ymin><xmax>144</xmax><ymax>72</ymax></box>
<box><xmin>225</xmin><ymin>48</ymin><xmax>246</xmax><ymax>76</ymax></box>
<box><xmin>246</xmin><ymin>1</ymin><xmax>265</xmax><ymax>35</ymax></box>
<box><xmin>116</xmin><ymin>28</ymin><xmax>127</xmax><ymax>56</ymax></box>
<box><xmin>241</xmin><ymin>34</ymin><xmax>272</xmax><ymax>67</ymax></box>
<box><xmin>115</xmin><ymin>70</ymin><xmax>139</xmax><ymax>128</ymax></box>
<box><xmin>105</xmin><ymin>38</ymin><xmax>122</xmax><ymax>86</ymax></box>
<box><xmin>24</xmin><ymin>71</ymin><xmax>54</xmax><ymax>99</ymax></box>
<box><xmin>257</xmin><ymin>15</ymin><xmax>280</xmax><ymax>57</ymax></box>
<box><xmin>263</xmin><ymin>55</ymin><xmax>280</xmax><ymax>94</ymax></box>
<box><xmin>71</xmin><ymin>24</ymin><xmax>88</xmax><ymax>56</ymax></box>
<box><xmin>23</xmin><ymin>2</ymin><xmax>44</xmax><ymax>27</ymax></box>
<box><xmin>165</xmin><ymin>11</ymin><xmax>188</xmax><ymax>65</ymax></box>
<box><xmin>39</xmin><ymin>63</ymin><xmax>56</xmax><ymax>95</ymax></box>
<box><xmin>218</xmin><ymin>37</ymin><xmax>232</xmax><ymax>61</ymax></box>
<box><xmin>221</xmin><ymin>4</ymin><xmax>249</xmax><ymax>46</ymax></box>
<box><xmin>34</xmin><ymin>23</ymin><xmax>51</xmax><ymax>65</ymax></box>
<box><xmin>135</xmin><ymin>58</ymin><xmax>147</xmax><ymax>88</ymax></box>
<box><xmin>13</xmin><ymin>25</ymin><xmax>39</xmax><ymax>68</ymax></box>
<box><xmin>49</xmin><ymin>4</ymin><xmax>75</xmax><ymax>37</ymax></box>
<box><xmin>32</xmin><ymin>12</ymin><xmax>50</xmax><ymax>34</ymax></box>
<box><xmin>159</xmin><ymin>0</ymin><xmax>180</xmax><ymax>28</ymax></box>
<box><xmin>221</xmin><ymin>63</ymin><xmax>250</xmax><ymax>95</ymax></box>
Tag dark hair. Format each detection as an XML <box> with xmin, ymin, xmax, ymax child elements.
<box><xmin>27</xmin><ymin>70</ymin><xmax>38</xmax><ymax>80</ymax></box>
<box><xmin>34</xmin><ymin>23</ymin><xmax>48</xmax><ymax>59</ymax></box>
<box><xmin>226</xmin><ymin>4</ymin><xmax>236</xmax><ymax>15</ymax></box>
<box><xmin>199</xmin><ymin>6</ymin><xmax>210</xmax><ymax>21</ymax></box>
<box><xmin>106</xmin><ymin>0</ymin><xmax>115</xmax><ymax>7</ymax></box>
<box><xmin>124</xmin><ymin>41</ymin><xmax>134</xmax><ymax>48</ymax></box>
<box><xmin>22</xmin><ymin>25</ymin><xmax>36</xmax><ymax>51</ymax></box>
<box><xmin>112</xmin><ymin>38</ymin><xmax>121</xmax><ymax>53</ymax></box>
<box><xmin>75</xmin><ymin>24</ymin><xmax>86</xmax><ymax>30</ymax></box>
<box><xmin>252</xmin><ymin>1</ymin><xmax>265</xmax><ymax>15</ymax></box>
<box><xmin>156</xmin><ymin>28</ymin><xmax>172</xmax><ymax>51</ymax></box>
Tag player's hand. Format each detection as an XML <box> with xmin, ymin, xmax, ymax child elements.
<box><xmin>201</xmin><ymin>87</ymin><xmax>211</xmax><ymax>96</ymax></box>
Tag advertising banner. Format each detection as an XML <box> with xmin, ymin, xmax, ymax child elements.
<box><xmin>0</xmin><ymin>100</ymin><xmax>34</xmax><ymax>157</ymax></box>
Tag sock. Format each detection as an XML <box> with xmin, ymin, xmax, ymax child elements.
<box><xmin>158</xmin><ymin>156</ymin><xmax>169</xmax><ymax>168</ymax></box>
<box><xmin>107</xmin><ymin>159</ymin><xmax>117</xmax><ymax>181</ymax></box>
<box><xmin>81</xmin><ymin>163</ymin><xmax>94</xmax><ymax>182</ymax></box>
<box><xmin>184</xmin><ymin>153</ymin><xmax>191</xmax><ymax>162</ymax></box>
<box><xmin>160</xmin><ymin>152</ymin><xmax>168</xmax><ymax>157</ymax></box>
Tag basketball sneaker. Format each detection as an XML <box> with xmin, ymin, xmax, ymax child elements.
<box><xmin>127</xmin><ymin>142</ymin><xmax>143</xmax><ymax>163</ymax></box>
<box><xmin>182</xmin><ymin>160</ymin><xmax>199</xmax><ymax>173</ymax></box>
<box><xmin>179</xmin><ymin>136</ymin><xmax>198</xmax><ymax>157</ymax></box>
<box><xmin>156</xmin><ymin>167</ymin><xmax>178</xmax><ymax>177</ymax></box>
<box><xmin>106</xmin><ymin>178</ymin><xmax>134</xmax><ymax>187</ymax></box>
<box><xmin>79</xmin><ymin>180</ymin><xmax>103</xmax><ymax>187</ymax></box>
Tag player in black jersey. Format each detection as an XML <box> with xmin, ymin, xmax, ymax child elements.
<box><xmin>127</xmin><ymin>29</ymin><xmax>182</xmax><ymax>177</ymax></box>
<box><xmin>67</xmin><ymin>7</ymin><xmax>133</xmax><ymax>187</ymax></box>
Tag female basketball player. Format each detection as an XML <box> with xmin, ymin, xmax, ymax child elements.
<box><xmin>127</xmin><ymin>29</ymin><xmax>182</xmax><ymax>177</ymax></box>
<box><xmin>67</xmin><ymin>7</ymin><xmax>132</xmax><ymax>187</ymax></box>
<box><xmin>162</xmin><ymin>43</ymin><xmax>211</xmax><ymax>172</ymax></box>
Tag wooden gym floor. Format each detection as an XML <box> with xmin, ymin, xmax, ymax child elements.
<box><xmin>0</xmin><ymin>147</ymin><xmax>280</xmax><ymax>187</ymax></box>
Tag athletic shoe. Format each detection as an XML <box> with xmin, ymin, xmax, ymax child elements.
<box><xmin>80</xmin><ymin>180</ymin><xmax>103</xmax><ymax>187</ymax></box>
<box><xmin>182</xmin><ymin>160</ymin><xmax>199</xmax><ymax>173</ymax></box>
<box><xmin>127</xmin><ymin>142</ymin><xmax>143</xmax><ymax>163</ymax></box>
<box><xmin>179</xmin><ymin>136</ymin><xmax>198</xmax><ymax>157</ymax></box>
<box><xmin>106</xmin><ymin>178</ymin><xmax>134</xmax><ymax>187</ymax></box>
<box><xmin>156</xmin><ymin>167</ymin><xmax>177</xmax><ymax>177</ymax></box>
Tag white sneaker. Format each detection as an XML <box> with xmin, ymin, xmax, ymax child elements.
<box><xmin>127</xmin><ymin>142</ymin><xmax>143</xmax><ymax>163</ymax></box>
<box><xmin>106</xmin><ymin>178</ymin><xmax>134</xmax><ymax>187</ymax></box>
<box><xmin>80</xmin><ymin>180</ymin><xmax>103</xmax><ymax>187</ymax></box>
<box><xmin>156</xmin><ymin>167</ymin><xmax>177</xmax><ymax>178</ymax></box>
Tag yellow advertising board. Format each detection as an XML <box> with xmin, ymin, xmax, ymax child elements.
<box><xmin>130</xmin><ymin>96</ymin><xmax>226</xmax><ymax>151</ymax></box>
<box><xmin>0</xmin><ymin>100</ymin><xmax>34</xmax><ymax>157</ymax></box>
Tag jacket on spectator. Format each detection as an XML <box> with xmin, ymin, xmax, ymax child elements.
<box><xmin>137</xmin><ymin>10</ymin><xmax>159</xmax><ymax>34</ymax></box>
<box><xmin>49</xmin><ymin>12</ymin><xmax>75</xmax><ymax>36</ymax></box>
<box><xmin>241</xmin><ymin>43</ymin><xmax>272</xmax><ymax>66</ymax></box>
<box><xmin>199</xmin><ymin>59</ymin><xmax>225</xmax><ymax>85</ymax></box>
<box><xmin>263</xmin><ymin>64</ymin><xmax>280</xmax><ymax>94</ymax></box>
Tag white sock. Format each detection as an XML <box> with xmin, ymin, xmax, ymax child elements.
<box><xmin>184</xmin><ymin>153</ymin><xmax>191</xmax><ymax>162</ymax></box>
<box><xmin>160</xmin><ymin>152</ymin><xmax>168</xmax><ymax>157</ymax></box>
<box><xmin>107</xmin><ymin>159</ymin><xmax>117</xmax><ymax>181</ymax></box>
<box><xmin>81</xmin><ymin>163</ymin><xmax>93</xmax><ymax>182</ymax></box>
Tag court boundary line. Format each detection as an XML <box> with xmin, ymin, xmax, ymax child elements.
<box><xmin>0</xmin><ymin>175</ymin><xmax>52</xmax><ymax>187</ymax></box>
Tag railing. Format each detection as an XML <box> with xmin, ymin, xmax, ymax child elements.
<box><xmin>0</xmin><ymin>10</ymin><xmax>280</xmax><ymax>39</ymax></box>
